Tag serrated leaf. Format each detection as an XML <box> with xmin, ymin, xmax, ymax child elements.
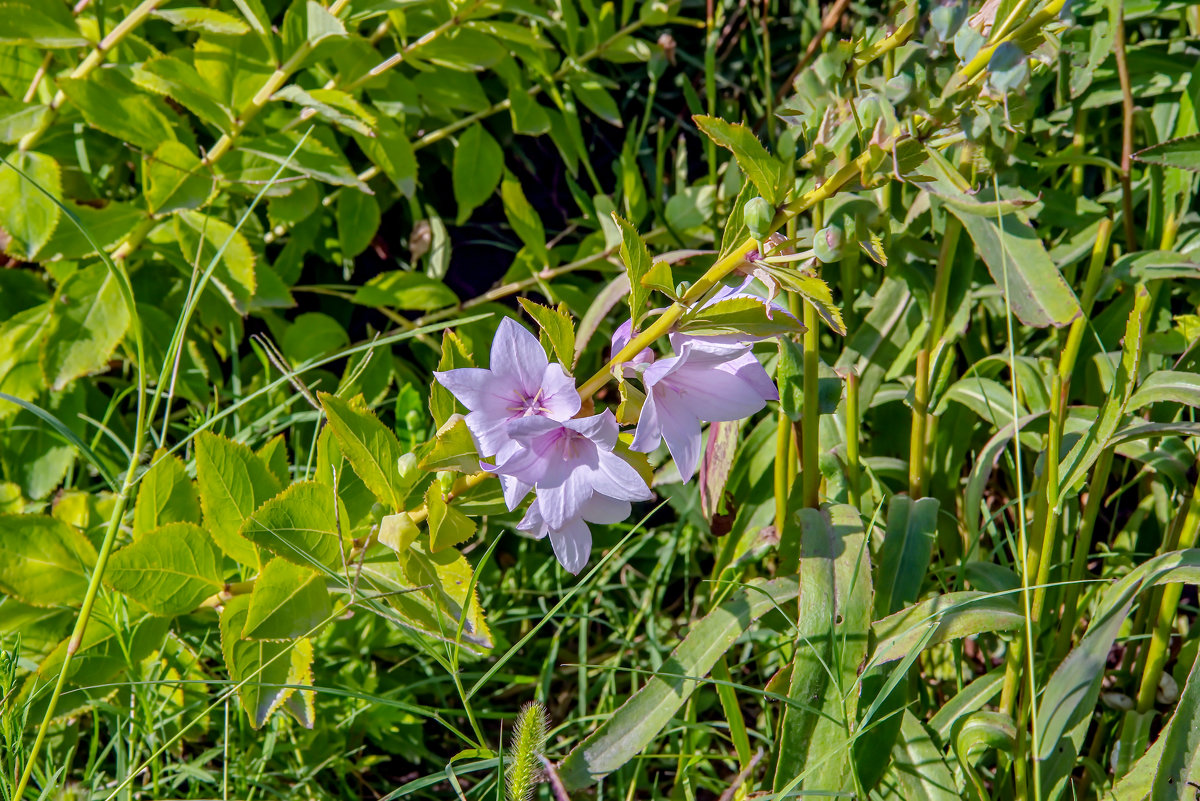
<box><xmin>256</xmin><ymin>435</ymin><xmax>290</xmax><ymax>487</ymax></box>
<box><xmin>1128</xmin><ymin>370</ymin><xmax>1200</xmax><ymax>411</ymax></box>
<box><xmin>419</xmin><ymin>417</ymin><xmax>480</xmax><ymax>473</ymax></box>
<box><xmin>133</xmin><ymin>56</ymin><xmax>235</xmax><ymax>132</ymax></box>
<box><xmin>640</xmin><ymin>260</ymin><xmax>677</xmax><ymax>300</ymax></box>
<box><xmin>430</xmin><ymin>329</ymin><xmax>474</xmax><ymax>429</ymax></box>
<box><xmin>106</xmin><ymin>523</ymin><xmax>224</xmax><ymax>616</ymax></box>
<box><xmin>559</xmin><ymin>575</ymin><xmax>800</xmax><ymax>789</ymax></box>
<box><xmin>400</xmin><ymin>543</ymin><xmax>489</xmax><ymax>644</ymax></box>
<box><xmin>175</xmin><ymin>210</ymin><xmax>258</xmax><ymax>313</ymax></box>
<box><xmin>220</xmin><ymin>594</ymin><xmax>313</xmax><ymax>728</ymax></box>
<box><xmin>453</xmin><ymin>124</ymin><xmax>503</xmax><ymax>224</ymax></box>
<box><xmin>195</xmin><ymin>431</ymin><xmax>282</xmax><ymax>567</ymax></box>
<box><xmin>694</xmin><ymin>115</ymin><xmax>785</xmax><ymax>205</ymax></box>
<box><xmin>352</xmin><ymin>270</ymin><xmax>458</xmax><ymax>310</ymax></box>
<box><xmin>770</xmin><ymin>270</ymin><xmax>847</xmax><ymax>335</ymax></box>
<box><xmin>40</xmin><ymin>262</ymin><xmax>132</xmax><ymax>391</ymax></box>
<box><xmin>612</xmin><ymin>213</ymin><xmax>652</xmax><ymax>325</ymax></box>
<box><xmin>240</xmin><ymin>481</ymin><xmax>344</xmax><ymax>570</ymax></box>
<box><xmin>679</xmin><ymin>296</ymin><xmax>805</xmax><ymax>338</ymax></box>
<box><xmin>0</xmin><ymin>514</ymin><xmax>97</xmax><ymax>607</ymax></box>
<box><xmin>0</xmin><ymin>1</ymin><xmax>86</xmax><ymax>47</ymax></box>
<box><xmin>1133</xmin><ymin>133</ymin><xmax>1200</xmax><ymax>172</ymax></box>
<box><xmin>0</xmin><ymin>99</ymin><xmax>50</xmax><ymax>145</ymax></box>
<box><xmin>319</xmin><ymin>393</ymin><xmax>416</xmax><ymax>511</ymax></box>
<box><xmin>242</xmin><ymin>558</ymin><xmax>331</xmax><ymax>640</ymax></box>
<box><xmin>133</xmin><ymin>450</ymin><xmax>202</xmax><ymax>538</ymax></box>
<box><xmin>425</xmin><ymin>484</ymin><xmax>477</xmax><ymax>552</ymax></box>
<box><xmin>518</xmin><ymin>299</ymin><xmax>576</xmax><ymax>368</ymax></box>
<box><xmin>153</xmin><ymin>7</ymin><xmax>250</xmax><ymax>34</ymax></box>
<box><xmin>144</xmin><ymin>141</ymin><xmax>211</xmax><ymax>216</ymax></box>
<box><xmin>58</xmin><ymin>70</ymin><xmax>178</xmax><ymax>152</ymax></box>
<box><xmin>0</xmin><ymin>150</ymin><xmax>61</xmax><ymax>260</ymax></box>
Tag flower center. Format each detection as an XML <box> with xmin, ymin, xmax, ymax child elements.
<box><xmin>508</xmin><ymin>387</ymin><xmax>550</xmax><ymax>418</ymax></box>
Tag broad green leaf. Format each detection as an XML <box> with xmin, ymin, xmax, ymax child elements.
<box><xmin>612</xmin><ymin>214</ymin><xmax>652</xmax><ymax>325</ymax></box>
<box><xmin>175</xmin><ymin>209</ymin><xmax>258</xmax><ymax>313</ymax></box>
<box><xmin>256</xmin><ymin>435</ymin><xmax>290</xmax><ymax>488</ymax></box>
<box><xmin>558</xmin><ymin>575</ymin><xmax>801</xmax><ymax>789</ymax></box>
<box><xmin>1133</xmin><ymin>133</ymin><xmax>1200</xmax><ymax>172</ymax></box>
<box><xmin>875</xmin><ymin>496</ymin><xmax>939</xmax><ymax>618</ymax></box>
<box><xmin>132</xmin><ymin>450</ymin><xmax>202</xmax><ymax>538</ymax></box>
<box><xmin>144</xmin><ymin>141</ymin><xmax>211</xmax><ymax>216</ymax></box>
<box><xmin>419</xmin><ymin>27</ymin><xmax>506</xmax><ymax>71</ymax></box>
<box><xmin>517</xmin><ymin>299</ymin><xmax>575</xmax><ymax>368</ymax></box>
<box><xmin>509</xmin><ymin>89</ymin><xmax>551</xmax><ymax>135</ymax></box>
<box><xmin>352</xmin><ymin>270</ymin><xmax>458</xmax><ymax>311</ymax></box>
<box><xmin>195</xmin><ymin>431</ymin><xmax>282</xmax><ymax>567</ymax></box>
<box><xmin>34</xmin><ymin>200</ymin><xmax>145</xmax><ymax>262</ymax></box>
<box><xmin>1151</xmin><ymin>646</ymin><xmax>1200</xmax><ymax>799</ymax></box>
<box><xmin>0</xmin><ymin>98</ymin><xmax>49</xmax><ymax>144</ymax></box>
<box><xmin>769</xmin><ymin>270</ymin><xmax>847</xmax><ymax>335</ymax></box>
<box><xmin>105</xmin><ymin>523</ymin><xmax>224</xmax><ymax>616</ymax></box>
<box><xmin>400</xmin><ymin>544</ymin><xmax>490</xmax><ymax>647</ymax></box>
<box><xmin>679</xmin><ymin>296</ymin><xmax>805</xmax><ymax>339</ymax></box>
<box><xmin>153</xmin><ymin>7</ymin><xmax>250</xmax><ymax>34</ymax></box>
<box><xmin>948</xmin><ymin>205</ymin><xmax>1081</xmax><ymax>328</ymax></box>
<box><xmin>41</xmin><ymin>262</ymin><xmax>132</xmax><ymax>391</ymax></box>
<box><xmin>274</xmin><ymin>86</ymin><xmax>375</xmax><ymax>136</ymax></box>
<box><xmin>242</xmin><ymin>558</ymin><xmax>331</xmax><ymax>640</ymax></box>
<box><xmin>876</xmin><ymin>710</ymin><xmax>960</xmax><ymax>801</ymax></box>
<box><xmin>567</xmin><ymin>74</ymin><xmax>623</xmax><ymax>127</ymax></box>
<box><xmin>0</xmin><ymin>150</ymin><xmax>61</xmax><ymax>260</ymax></box>
<box><xmin>220</xmin><ymin>593</ymin><xmax>314</xmax><ymax>728</ymax></box>
<box><xmin>239</xmin><ymin>131</ymin><xmax>368</xmax><ymax>190</ymax></box>
<box><xmin>0</xmin><ymin>514</ymin><xmax>96</xmax><ymax>606</ymax></box>
<box><xmin>356</xmin><ymin>115</ymin><xmax>415</xmax><ymax>197</ymax></box>
<box><xmin>694</xmin><ymin>114</ymin><xmax>785</xmax><ymax>205</ymax></box>
<box><xmin>1128</xmin><ymin>370</ymin><xmax>1200</xmax><ymax>411</ymax></box>
<box><xmin>0</xmin><ymin>1</ymin><xmax>86</xmax><ymax>47</ymax></box>
<box><xmin>501</xmin><ymin>171</ymin><xmax>546</xmax><ymax>261</ymax></box>
<box><xmin>133</xmin><ymin>56</ymin><xmax>235</xmax><ymax>131</ymax></box>
<box><xmin>337</xmin><ymin>189</ymin><xmax>381</xmax><ymax>259</ymax></box>
<box><xmin>640</xmin><ymin>259</ymin><xmax>676</xmax><ymax>299</ymax></box>
<box><xmin>453</xmin><ymin>124</ymin><xmax>503</xmax><ymax>224</ymax></box>
<box><xmin>241</xmin><ymin>481</ymin><xmax>344</xmax><ymax>570</ymax></box>
<box><xmin>58</xmin><ymin>70</ymin><xmax>178</xmax><ymax>152</ymax></box>
<box><xmin>319</xmin><ymin>393</ymin><xmax>415</xmax><ymax>511</ymax></box>
<box><xmin>281</xmin><ymin>311</ymin><xmax>350</xmax><ymax>363</ymax></box>
<box><xmin>869</xmin><ymin>592</ymin><xmax>1023</xmax><ymax>668</ymax></box>
<box><xmin>425</xmin><ymin>484</ymin><xmax>477</xmax><ymax>553</ymax></box>
<box><xmin>774</xmin><ymin>504</ymin><xmax>872</xmax><ymax>795</ymax></box>
<box><xmin>419</xmin><ymin>418</ymin><xmax>480</xmax><ymax>473</ymax></box>
<box><xmin>0</xmin><ymin>304</ymin><xmax>51</xmax><ymax>420</ymax></box>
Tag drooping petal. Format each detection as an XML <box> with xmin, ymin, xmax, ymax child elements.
<box><xmin>539</xmin><ymin>363</ymin><xmax>582</xmax><ymax>421</ymax></box>
<box><xmin>516</xmin><ymin>500</ymin><xmax>548</xmax><ymax>539</ymax></box>
<box><xmin>498</xmin><ymin>474</ymin><xmax>533</xmax><ymax>510</ymax></box>
<box><xmin>564</xmin><ymin>409</ymin><xmax>620</xmax><ymax>450</ymax></box>
<box><xmin>657</xmin><ymin>398</ymin><xmax>703</xmax><ymax>482</ymax></box>
<box><xmin>537</xmin><ymin>467</ymin><xmax>593</xmax><ymax>530</ymax></box>
<box><xmin>630</xmin><ymin>390</ymin><xmax>663</xmax><ymax>453</ymax></box>
<box><xmin>591</xmin><ymin>450</ymin><xmax>654</xmax><ymax>502</ymax></box>
<box><xmin>664</xmin><ymin>363</ymin><xmax>773</xmax><ymax>422</ymax></box>
<box><xmin>490</xmin><ymin>317</ymin><xmax>548</xmax><ymax>396</ymax></box>
<box><xmin>580</xmin><ymin>493</ymin><xmax>632</xmax><ymax>525</ymax></box>
<box><xmin>718</xmin><ymin>351</ymin><xmax>779</xmax><ymax>402</ymax></box>
<box><xmin>548</xmin><ymin>516</ymin><xmax>592</xmax><ymax>574</ymax></box>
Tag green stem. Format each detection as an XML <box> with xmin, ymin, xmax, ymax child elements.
<box><xmin>1114</xmin><ymin>6</ymin><xmax>1138</xmax><ymax>252</ymax></box>
<box><xmin>908</xmin><ymin>349</ymin><xmax>929</xmax><ymax>499</ymax></box>
<box><xmin>1029</xmin><ymin>372</ymin><xmax>1063</xmax><ymax>624</ymax></box>
<box><xmin>953</xmin><ymin>0</ymin><xmax>1068</xmax><ymax>85</ymax></box>
<box><xmin>844</xmin><ymin>369</ymin><xmax>861</xmax><ymax>508</ymax></box>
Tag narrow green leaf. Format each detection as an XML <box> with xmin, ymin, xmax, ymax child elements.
<box><xmin>501</xmin><ymin>170</ymin><xmax>546</xmax><ymax>260</ymax></box>
<box><xmin>1133</xmin><ymin>133</ymin><xmax>1200</xmax><ymax>172</ymax></box>
<box><xmin>875</xmin><ymin>496</ymin><xmax>939</xmax><ymax>618</ymax></box>
<box><xmin>1128</xmin><ymin>370</ymin><xmax>1200</xmax><ymax>411</ymax></box>
<box><xmin>567</xmin><ymin>75</ymin><xmax>623</xmax><ymax>127</ymax></box>
<box><xmin>153</xmin><ymin>8</ymin><xmax>250</xmax><ymax>34</ymax></box>
<box><xmin>1151</xmin><ymin>646</ymin><xmax>1200</xmax><ymax>799</ymax></box>
<box><xmin>0</xmin><ymin>514</ymin><xmax>97</xmax><ymax>607</ymax></box>
<box><xmin>611</xmin><ymin>213</ymin><xmax>652</xmax><ymax>325</ymax></box>
<box><xmin>242</xmin><ymin>558</ymin><xmax>331</xmax><ymax>640</ymax></box>
<box><xmin>869</xmin><ymin>592</ymin><xmax>1023</xmax><ymax>668</ymax></box>
<box><xmin>105</xmin><ymin>523</ymin><xmax>224</xmax><ymax>616</ymax></box>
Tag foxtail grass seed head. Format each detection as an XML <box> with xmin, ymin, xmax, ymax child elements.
<box><xmin>506</xmin><ymin>701</ymin><xmax>549</xmax><ymax>801</ymax></box>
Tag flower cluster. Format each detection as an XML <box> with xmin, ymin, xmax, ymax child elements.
<box><xmin>435</xmin><ymin>307</ymin><xmax>777</xmax><ymax>574</ymax></box>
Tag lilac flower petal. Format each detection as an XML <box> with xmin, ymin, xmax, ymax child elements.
<box><xmin>592</xmin><ymin>450</ymin><xmax>654</xmax><ymax>502</ymax></box>
<box><xmin>630</xmin><ymin>391</ymin><xmax>662</xmax><ymax>453</ymax></box>
<box><xmin>563</xmin><ymin>409</ymin><xmax>619</xmax><ymax>450</ymax></box>
<box><xmin>498</xmin><ymin>474</ymin><xmax>533</xmax><ymax>510</ymax></box>
<box><xmin>718</xmin><ymin>351</ymin><xmax>779</xmax><ymax>402</ymax></box>
<box><xmin>491</xmin><ymin>317</ymin><xmax>548</xmax><ymax>395</ymax></box>
<box><xmin>516</xmin><ymin>500</ymin><xmax>548</xmax><ymax>539</ymax></box>
<box><xmin>549</xmin><ymin>516</ymin><xmax>592</xmax><ymax>574</ymax></box>
<box><xmin>611</xmin><ymin>319</ymin><xmax>634</xmax><ymax>353</ymax></box>
<box><xmin>434</xmin><ymin>367</ymin><xmax>511</xmax><ymax>419</ymax></box>
<box><xmin>539</xmin><ymin>363</ymin><xmax>581</xmax><ymax>421</ymax></box>
<box><xmin>464</xmin><ymin>411</ymin><xmax>513</xmax><ymax>458</ymax></box>
<box><xmin>580</xmin><ymin>493</ymin><xmax>632</xmax><ymax>525</ymax></box>
<box><xmin>536</xmin><ymin>468</ymin><xmax>593</xmax><ymax>530</ymax></box>
<box><xmin>658</xmin><ymin>400</ymin><xmax>703</xmax><ymax>482</ymax></box>
<box><xmin>664</xmin><ymin>365</ymin><xmax>774</xmax><ymax>422</ymax></box>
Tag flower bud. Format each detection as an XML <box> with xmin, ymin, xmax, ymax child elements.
<box><xmin>812</xmin><ymin>223</ymin><xmax>845</xmax><ymax>263</ymax></box>
<box><xmin>437</xmin><ymin>471</ymin><xmax>456</xmax><ymax>493</ymax></box>
<box><xmin>744</xmin><ymin>196</ymin><xmax>774</xmax><ymax>241</ymax></box>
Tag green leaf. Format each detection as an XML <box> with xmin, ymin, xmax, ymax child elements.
<box><xmin>1150</xmin><ymin>645</ymin><xmax>1200</xmax><ymax>799</ymax></box>
<box><xmin>144</xmin><ymin>141</ymin><xmax>211</xmax><ymax>216</ymax></box>
<box><xmin>0</xmin><ymin>99</ymin><xmax>50</xmax><ymax>145</ymax></box>
<box><xmin>220</xmin><ymin>593</ymin><xmax>314</xmax><ymax>728</ymax></box>
<box><xmin>400</xmin><ymin>543</ymin><xmax>490</xmax><ymax>647</ymax></box>
<box><xmin>419</xmin><ymin>418</ymin><xmax>480</xmax><ymax>474</ymax></box>
<box><xmin>878</xmin><ymin>711</ymin><xmax>960</xmax><ymax>801</ymax></box>
<box><xmin>501</xmin><ymin>171</ymin><xmax>546</xmax><ymax>261</ymax></box>
<box><xmin>133</xmin><ymin>450</ymin><xmax>202</xmax><ymax>538</ymax></box>
<box><xmin>694</xmin><ymin>115</ymin><xmax>785</xmax><ymax>205</ymax></box>
<box><xmin>453</xmin><ymin>124</ymin><xmax>503</xmax><ymax>224</ymax></box>
<box><xmin>336</xmin><ymin>189</ymin><xmax>381</xmax><ymax>258</ymax></box>
<box><xmin>133</xmin><ymin>56</ymin><xmax>235</xmax><ymax>132</ymax></box>
<box><xmin>356</xmin><ymin>115</ymin><xmax>415</xmax><ymax>197</ymax></box>
<box><xmin>774</xmin><ymin>504</ymin><xmax>872</xmax><ymax>795</ymax></box>
<box><xmin>318</xmin><ymin>393</ymin><xmax>415</xmax><ymax>511</ymax></box>
<box><xmin>239</xmin><ymin>131</ymin><xmax>368</xmax><ymax>190</ymax></box>
<box><xmin>240</xmin><ymin>481</ymin><xmax>344</xmax><ymax>570</ymax></box>
<box><xmin>195</xmin><ymin>431</ymin><xmax>282</xmax><ymax>567</ymax></box>
<box><xmin>378</xmin><ymin>512</ymin><xmax>420</xmax><ymax>553</ymax></box>
<box><xmin>0</xmin><ymin>1</ymin><xmax>86</xmax><ymax>47</ymax></box>
<box><xmin>40</xmin><ymin>262</ymin><xmax>132</xmax><ymax>391</ymax></box>
<box><xmin>558</xmin><ymin>575</ymin><xmax>801</xmax><ymax>789</ymax></box>
<box><xmin>679</xmin><ymin>296</ymin><xmax>806</xmax><ymax>338</ymax></box>
<box><xmin>0</xmin><ymin>304</ymin><xmax>51</xmax><ymax>420</ymax></box>
<box><xmin>1128</xmin><ymin>370</ymin><xmax>1200</xmax><ymax>411</ymax></box>
<box><xmin>105</xmin><ymin>523</ymin><xmax>224</xmax><ymax>616</ymax></box>
<box><xmin>875</xmin><ymin>496</ymin><xmax>939</xmax><ymax>618</ymax></box>
<box><xmin>430</xmin><ymin>330</ymin><xmax>473</xmax><ymax>429</ymax></box>
<box><xmin>0</xmin><ymin>514</ymin><xmax>97</xmax><ymax>607</ymax></box>
<box><xmin>153</xmin><ymin>7</ymin><xmax>250</xmax><ymax>34</ymax></box>
<box><xmin>1133</xmin><ymin>133</ymin><xmax>1200</xmax><ymax>172</ymax></box>
<box><xmin>58</xmin><ymin>69</ymin><xmax>178</xmax><ymax>152</ymax></box>
<box><xmin>352</xmin><ymin>271</ymin><xmax>458</xmax><ymax>311</ymax></box>
<box><xmin>275</xmin><ymin>86</ymin><xmax>375</xmax><ymax>136</ymax></box>
<box><xmin>256</xmin><ymin>435</ymin><xmax>290</xmax><ymax>487</ymax></box>
<box><xmin>0</xmin><ymin>151</ymin><xmax>61</xmax><ymax>260</ymax></box>
<box><xmin>948</xmin><ymin>205</ymin><xmax>1082</xmax><ymax>329</ymax></box>
<box><xmin>612</xmin><ymin>213</ymin><xmax>652</xmax><ymax>325</ymax></box>
<box><xmin>518</xmin><ymin>299</ymin><xmax>576</xmax><ymax>368</ymax></box>
<box><xmin>769</xmin><ymin>270</ymin><xmax>847</xmax><ymax>335</ymax></box>
<box><xmin>869</xmin><ymin>592</ymin><xmax>1024</xmax><ymax>668</ymax></box>
<box><xmin>242</xmin><ymin>558</ymin><xmax>331</xmax><ymax>640</ymax></box>
<box><xmin>425</xmin><ymin>484</ymin><xmax>477</xmax><ymax>553</ymax></box>
<box><xmin>509</xmin><ymin>89</ymin><xmax>551</xmax><ymax>135</ymax></box>
<box><xmin>175</xmin><ymin>209</ymin><xmax>258</xmax><ymax>313</ymax></box>
<box><xmin>934</xmin><ymin>375</ymin><xmax>1025</xmax><ymax>430</ymax></box>
<box><xmin>567</xmin><ymin>74</ymin><xmax>623</xmax><ymax>127</ymax></box>
<box><xmin>281</xmin><ymin>311</ymin><xmax>350</xmax><ymax>364</ymax></box>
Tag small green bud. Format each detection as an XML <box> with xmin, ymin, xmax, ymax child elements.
<box><xmin>437</xmin><ymin>471</ymin><xmax>456</xmax><ymax>493</ymax></box>
<box><xmin>812</xmin><ymin>224</ymin><xmax>845</xmax><ymax>263</ymax></box>
<box><xmin>743</xmin><ymin>196</ymin><xmax>774</xmax><ymax>241</ymax></box>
